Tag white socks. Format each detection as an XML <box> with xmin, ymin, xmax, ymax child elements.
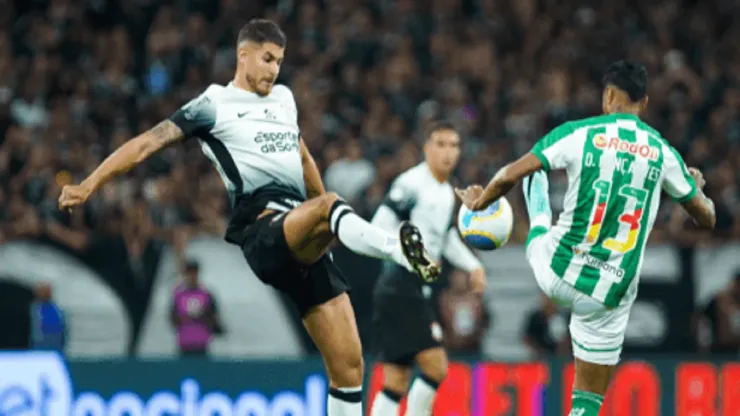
<box><xmin>371</xmin><ymin>389</ymin><xmax>402</xmax><ymax>416</ymax></box>
<box><xmin>370</xmin><ymin>375</ymin><xmax>441</xmax><ymax>416</ymax></box>
<box><xmin>328</xmin><ymin>386</ymin><xmax>363</xmax><ymax>416</ymax></box>
<box><xmin>329</xmin><ymin>199</ymin><xmax>412</xmax><ymax>270</ymax></box>
<box><xmin>405</xmin><ymin>375</ymin><xmax>440</xmax><ymax>416</ymax></box>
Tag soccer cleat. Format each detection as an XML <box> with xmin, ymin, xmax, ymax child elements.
<box><xmin>399</xmin><ymin>221</ymin><xmax>441</xmax><ymax>282</ymax></box>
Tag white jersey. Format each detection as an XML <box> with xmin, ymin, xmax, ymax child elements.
<box><xmin>372</xmin><ymin>163</ymin><xmax>481</xmax><ymax>296</ymax></box>
<box><xmin>170</xmin><ymin>82</ymin><xmax>307</xmax><ymax>243</ymax></box>
<box><xmin>171</xmin><ymin>82</ymin><xmax>305</xmax><ymax>202</ymax></box>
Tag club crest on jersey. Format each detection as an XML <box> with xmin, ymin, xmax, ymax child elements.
<box><xmin>593</xmin><ymin>135</ymin><xmax>659</xmax><ymax>161</ymax></box>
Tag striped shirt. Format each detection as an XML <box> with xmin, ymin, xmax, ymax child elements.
<box><xmin>531</xmin><ymin>113</ymin><xmax>697</xmax><ymax>307</ymax></box>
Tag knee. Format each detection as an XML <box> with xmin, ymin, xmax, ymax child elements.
<box><xmin>327</xmin><ymin>351</ymin><xmax>364</xmax><ymax>387</ymax></box>
<box><xmin>384</xmin><ymin>367</ymin><xmax>413</xmax><ymax>394</ymax></box>
<box><xmin>418</xmin><ymin>354</ymin><xmax>449</xmax><ymax>383</ymax></box>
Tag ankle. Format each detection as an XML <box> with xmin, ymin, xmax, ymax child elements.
<box><xmin>570</xmin><ymin>389</ymin><xmax>604</xmax><ymax>416</ymax></box>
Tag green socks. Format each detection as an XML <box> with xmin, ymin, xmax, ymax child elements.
<box><xmin>569</xmin><ymin>389</ymin><xmax>604</xmax><ymax>416</ymax></box>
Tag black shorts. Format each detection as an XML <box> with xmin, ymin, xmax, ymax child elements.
<box><xmin>372</xmin><ymin>271</ymin><xmax>442</xmax><ymax>366</ymax></box>
<box><xmin>240</xmin><ymin>211</ymin><xmax>351</xmax><ymax>317</ymax></box>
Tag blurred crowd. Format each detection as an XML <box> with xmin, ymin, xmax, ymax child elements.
<box><xmin>1</xmin><ymin>0</ymin><xmax>740</xmax><ymax>252</ymax></box>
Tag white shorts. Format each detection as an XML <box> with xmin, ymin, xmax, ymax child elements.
<box><xmin>526</xmin><ymin>233</ymin><xmax>632</xmax><ymax>365</ymax></box>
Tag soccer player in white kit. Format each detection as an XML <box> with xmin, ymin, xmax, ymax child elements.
<box><xmin>369</xmin><ymin>123</ymin><xmax>486</xmax><ymax>416</ymax></box>
<box><xmin>456</xmin><ymin>61</ymin><xmax>716</xmax><ymax>416</ymax></box>
<box><xmin>59</xmin><ymin>19</ymin><xmax>439</xmax><ymax>416</ymax></box>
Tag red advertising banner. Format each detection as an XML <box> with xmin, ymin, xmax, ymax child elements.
<box><xmin>368</xmin><ymin>361</ymin><xmax>740</xmax><ymax>416</ymax></box>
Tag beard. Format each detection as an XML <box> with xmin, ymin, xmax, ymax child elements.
<box><xmin>246</xmin><ymin>73</ymin><xmax>271</xmax><ymax>96</ymax></box>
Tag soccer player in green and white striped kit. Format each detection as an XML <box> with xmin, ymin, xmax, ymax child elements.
<box><xmin>456</xmin><ymin>61</ymin><xmax>716</xmax><ymax>416</ymax></box>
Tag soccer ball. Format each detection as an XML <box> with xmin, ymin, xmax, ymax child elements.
<box><xmin>457</xmin><ymin>197</ymin><xmax>514</xmax><ymax>250</ymax></box>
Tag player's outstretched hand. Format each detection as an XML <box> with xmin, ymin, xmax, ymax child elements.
<box><xmin>688</xmin><ymin>167</ymin><xmax>705</xmax><ymax>189</ymax></box>
<box><xmin>454</xmin><ymin>185</ymin><xmax>484</xmax><ymax>210</ymax></box>
<box><xmin>58</xmin><ymin>184</ymin><xmax>92</xmax><ymax>212</ymax></box>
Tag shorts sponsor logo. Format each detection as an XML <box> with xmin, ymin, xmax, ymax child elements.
<box><xmin>592</xmin><ymin>135</ymin><xmax>659</xmax><ymax>161</ymax></box>
<box><xmin>431</xmin><ymin>322</ymin><xmax>443</xmax><ymax>342</ymax></box>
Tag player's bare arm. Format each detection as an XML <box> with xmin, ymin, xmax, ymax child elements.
<box><xmin>456</xmin><ymin>153</ymin><xmax>543</xmax><ymax>210</ymax></box>
<box><xmin>58</xmin><ymin>120</ymin><xmax>185</xmax><ymax>210</ymax></box>
<box><xmin>681</xmin><ymin>167</ymin><xmax>716</xmax><ymax>229</ymax></box>
<box><xmin>300</xmin><ymin>138</ymin><xmax>326</xmax><ymax>198</ymax></box>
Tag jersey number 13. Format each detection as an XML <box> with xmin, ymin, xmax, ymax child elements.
<box><xmin>585</xmin><ymin>179</ymin><xmax>648</xmax><ymax>254</ymax></box>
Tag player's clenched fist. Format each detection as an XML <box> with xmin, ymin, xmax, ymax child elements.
<box><xmin>688</xmin><ymin>167</ymin><xmax>705</xmax><ymax>189</ymax></box>
<box><xmin>58</xmin><ymin>184</ymin><xmax>92</xmax><ymax>211</ymax></box>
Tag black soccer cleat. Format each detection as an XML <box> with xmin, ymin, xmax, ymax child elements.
<box><xmin>399</xmin><ymin>221</ymin><xmax>441</xmax><ymax>282</ymax></box>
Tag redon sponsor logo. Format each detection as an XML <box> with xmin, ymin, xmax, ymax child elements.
<box><xmin>593</xmin><ymin>135</ymin><xmax>659</xmax><ymax>161</ymax></box>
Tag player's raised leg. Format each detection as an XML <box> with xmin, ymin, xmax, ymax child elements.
<box><xmin>406</xmin><ymin>347</ymin><xmax>448</xmax><ymax>416</ymax></box>
<box><xmin>370</xmin><ymin>364</ymin><xmax>411</xmax><ymax>416</ymax></box>
<box><xmin>302</xmin><ymin>294</ymin><xmax>364</xmax><ymax>416</ymax></box>
<box><xmin>281</xmin><ymin>192</ymin><xmax>440</xmax><ymax>281</ymax></box>
<box><xmin>276</xmin><ymin>192</ymin><xmax>436</xmax><ymax>416</ymax></box>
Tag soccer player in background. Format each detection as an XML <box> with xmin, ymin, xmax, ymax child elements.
<box><xmin>456</xmin><ymin>60</ymin><xmax>716</xmax><ymax>416</ymax></box>
<box><xmin>59</xmin><ymin>18</ymin><xmax>440</xmax><ymax>416</ymax></box>
<box><xmin>369</xmin><ymin>122</ymin><xmax>486</xmax><ymax>416</ymax></box>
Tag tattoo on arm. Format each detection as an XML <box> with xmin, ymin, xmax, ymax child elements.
<box><xmin>149</xmin><ymin>120</ymin><xmax>185</xmax><ymax>149</ymax></box>
<box><xmin>78</xmin><ymin>119</ymin><xmax>186</xmax><ymax>193</ymax></box>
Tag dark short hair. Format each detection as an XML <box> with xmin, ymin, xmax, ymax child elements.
<box><xmin>602</xmin><ymin>60</ymin><xmax>648</xmax><ymax>102</ymax></box>
<box><xmin>237</xmin><ymin>19</ymin><xmax>287</xmax><ymax>48</ymax></box>
<box><xmin>425</xmin><ymin>121</ymin><xmax>458</xmax><ymax>140</ymax></box>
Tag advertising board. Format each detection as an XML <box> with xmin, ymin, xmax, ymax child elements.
<box><xmin>2</xmin><ymin>352</ymin><xmax>738</xmax><ymax>415</ymax></box>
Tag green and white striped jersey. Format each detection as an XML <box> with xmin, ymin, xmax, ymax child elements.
<box><xmin>530</xmin><ymin>113</ymin><xmax>697</xmax><ymax>307</ymax></box>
